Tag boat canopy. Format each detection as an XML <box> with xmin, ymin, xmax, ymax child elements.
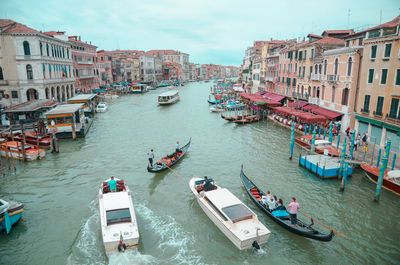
<box><xmin>68</xmin><ymin>94</ymin><xmax>97</xmax><ymax>102</ymax></box>
<box><xmin>158</xmin><ymin>90</ymin><xmax>179</xmax><ymax>97</ymax></box>
<box><xmin>45</xmin><ymin>103</ymin><xmax>84</xmax><ymax>116</ymax></box>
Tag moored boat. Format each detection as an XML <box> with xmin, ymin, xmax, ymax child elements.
<box><xmin>0</xmin><ymin>141</ymin><xmax>45</xmax><ymax>161</ymax></box>
<box><xmin>240</xmin><ymin>167</ymin><xmax>334</xmax><ymax>241</ymax></box>
<box><xmin>147</xmin><ymin>139</ymin><xmax>191</xmax><ymax>172</ymax></box>
<box><xmin>295</xmin><ymin>135</ymin><xmax>340</xmax><ymax>156</ymax></box>
<box><xmin>189</xmin><ymin>177</ymin><xmax>271</xmax><ymax>250</ymax></box>
<box><xmin>0</xmin><ymin>132</ymin><xmax>50</xmax><ymax>148</ymax></box>
<box><xmin>0</xmin><ymin>198</ymin><xmax>24</xmax><ymax>234</ymax></box>
<box><xmin>98</xmin><ymin>177</ymin><xmax>139</xmax><ymax>252</ymax></box>
<box><xmin>96</xmin><ymin>102</ymin><xmax>108</xmax><ymax>113</ymax></box>
<box><xmin>360</xmin><ymin>164</ymin><xmax>400</xmax><ymax>196</ymax></box>
<box><xmin>209</xmin><ymin>105</ymin><xmax>224</xmax><ymax>112</ymax></box>
<box><xmin>232</xmin><ymin>115</ymin><xmax>260</xmax><ymax>124</ymax></box>
<box><xmin>158</xmin><ymin>90</ymin><xmax>180</xmax><ymax>105</ymax></box>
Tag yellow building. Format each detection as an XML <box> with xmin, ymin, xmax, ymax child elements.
<box><xmin>353</xmin><ymin>17</ymin><xmax>400</xmax><ymax>150</ymax></box>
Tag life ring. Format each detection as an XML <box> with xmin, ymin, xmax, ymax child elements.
<box><xmin>118</xmin><ymin>243</ymin><xmax>127</xmax><ymax>252</ymax></box>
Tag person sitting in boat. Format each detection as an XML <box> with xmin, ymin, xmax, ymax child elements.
<box><xmin>274</xmin><ymin>198</ymin><xmax>286</xmax><ymax>211</ymax></box>
<box><xmin>261</xmin><ymin>195</ymin><xmax>267</xmax><ymax>206</ymax></box>
<box><xmin>108</xmin><ymin>176</ymin><xmax>117</xmax><ymax>192</ymax></box>
<box><xmin>268</xmin><ymin>196</ymin><xmax>278</xmax><ymax>210</ymax></box>
<box><xmin>266</xmin><ymin>191</ymin><xmax>273</xmax><ymax>201</ymax></box>
<box><xmin>203</xmin><ymin>176</ymin><xmax>214</xmax><ymax>191</ymax></box>
<box><xmin>176</xmin><ymin>141</ymin><xmax>181</xmax><ymax>155</ymax></box>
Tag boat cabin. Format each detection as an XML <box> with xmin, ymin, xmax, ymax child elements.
<box><xmin>67</xmin><ymin>94</ymin><xmax>97</xmax><ymax>117</ymax></box>
<box><xmin>45</xmin><ymin>104</ymin><xmax>90</xmax><ymax>138</ymax></box>
<box><xmin>158</xmin><ymin>90</ymin><xmax>179</xmax><ymax>105</ymax></box>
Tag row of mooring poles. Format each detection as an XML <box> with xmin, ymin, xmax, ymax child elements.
<box><xmin>375</xmin><ymin>138</ymin><xmax>391</xmax><ymax>201</ymax></box>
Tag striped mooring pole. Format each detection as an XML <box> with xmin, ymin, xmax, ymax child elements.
<box><xmin>375</xmin><ymin>138</ymin><xmax>391</xmax><ymax>201</ymax></box>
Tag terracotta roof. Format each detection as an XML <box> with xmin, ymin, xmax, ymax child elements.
<box><xmin>0</xmin><ymin>19</ymin><xmax>40</xmax><ymax>34</ymax></box>
<box><xmin>346</xmin><ymin>16</ymin><xmax>399</xmax><ymax>38</ymax></box>
<box><xmin>44</xmin><ymin>31</ymin><xmax>65</xmax><ymax>36</ymax></box>
<box><xmin>313</xmin><ymin>36</ymin><xmax>345</xmax><ymax>45</ymax></box>
<box><xmin>308</xmin><ymin>33</ymin><xmax>323</xmax><ymax>39</ymax></box>
<box><xmin>147</xmin><ymin>49</ymin><xmax>182</xmax><ymax>55</ymax></box>
<box><xmin>322</xmin><ymin>29</ymin><xmax>354</xmax><ymax>35</ymax></box>
<box><xmin>68</xmin><ymin>36</ymin><xmax>97</xmax><ymax>47</ymax></box>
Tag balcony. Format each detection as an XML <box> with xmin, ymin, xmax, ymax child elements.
<box><xmin>327</xmin><ymin>75</ymin><xmax>339</xmax><ymax>82</ymax></box>
<box><xmin>77</xmin><ymin>60</ymin><xmax>93</xmax><ymax>65</ymax></box>
<box><xmin>0</xmin><ymin>80</ymin><xmax>8</xmax><ymax>86</ymax></box>
<box><xmin>311</xmin><ymin>74</ymin><xmax>321</xmax><ymax>81</ymax></box>
<box><xmin>360</xmin><ymin>108</ymin><xmax>369</xmax><ymax>115</ymax></box>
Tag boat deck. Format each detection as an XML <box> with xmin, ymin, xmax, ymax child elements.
<box><xmin>299</xmin><ymin>154</ymin><xmax>353</xmax><ymax>179</ymax></box>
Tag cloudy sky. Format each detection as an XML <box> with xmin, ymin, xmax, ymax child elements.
<box><xmin>1</xmin><ymin>0</ymin><xmax>399</xmax><ymax>66</ymax></box>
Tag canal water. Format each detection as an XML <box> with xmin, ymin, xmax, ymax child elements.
<box><xmin>0</xmin><ymin>82</ymin><xmax>399</xmax><ymax>265</ymax></box>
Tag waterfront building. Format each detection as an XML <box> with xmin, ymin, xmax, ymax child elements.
<box><xmin>146</xmin><ymin>50</ymin><xmax>190</xmax><ymax>81</ymax></box>
<box><xmin>352</xmin><ymin>16</ymin><xmax>400</xmax><ymax>150</ymax></box>
<box><xmin>67</xmin><ymin>35</ymin><xmax>99</xmax><ymax>93</ymax></box>
<box><xmin>188</xmin><ymin>62</ymin><xmax>197</xmax><ymax>80</ymax></box>
<box><xmin>96</xmin><ymin>50</ymin><xmax>112</xmax><ymax>87</ymax></box>
<box><xmin>162</xmin><ymin>62</ymin><xmax>182</xmax><ymax>81</ymax></box>
<box><xmin>252</xmin><ymin>57</ymin><xmax>262</xmax><ymax>91</ymax></box>
<box><xmin>0</xmin><ymin>19</ymin><xmax>74</xmax><ymax>107</ymax></box>
<box><xmin>121</xmin><ymin>57</ymin><xmax>140</xmax><ymax>82</ymax></box>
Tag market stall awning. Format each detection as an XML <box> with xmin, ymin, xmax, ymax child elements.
<box><xmin>288</xmin><ymin>101</ymin><xmax>308</xmax><ymax>109</ymax></box>
<box><xmin>263</xmin><ymin>92</ymin><xmax>286</xmax><ymax>102</ymax></box>
<box><xmin>272</xmin><ymin>106</ymin><xmax>327</xmax><ymax>123</ymax></box>
<box><xmin>311</xmin><ymin>106</ymin><xmax>343</xmax><ymax>120</ymax></box>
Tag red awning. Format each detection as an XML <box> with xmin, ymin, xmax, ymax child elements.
<box><xmin>302</xmin><ymin>105</ymin><xmax>315</xmax><ymax>111</ymax></box>
<box><xmin>310</xmin><ymin>106</ymin><xmax>343</xmax><ymax>120</ymax></box>
<box><xmin>288</xmin><ymin>101</ymin><xmax>308</xmax><ymax>109</ymax></box>
<box><xmin>255</xmin><ymin>91</ymin><xmax>265</xmax><ymax>95</ymax></box>
<box><xmin>263</xmin><ymin>92</ymin><xmax>285</xmax><ymax>102</ymax></box>
<box><xmin>272</xmin><ymin>106</ymin><xmax>327</xmax><ymax>123</ymax></box>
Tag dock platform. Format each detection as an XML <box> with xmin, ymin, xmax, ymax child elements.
<box><xmin>299</xmin><ymin>154</ymin><xmax>353</xmax><ymax>179</ymax></box>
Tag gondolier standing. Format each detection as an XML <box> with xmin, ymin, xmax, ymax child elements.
<box><xmin>148</xmin><ymin>149</ymin><xmax>154</xmax><ymax>167</ymax></box>
<box><xmin>176</xmin><ymin>141</ymin><xmax>181</xmax><ymax>155</ymax></box>
<box><xmin>288</xmin><ymin>197</ymin><xmax>300</xmax><ymax>226</ymax></box>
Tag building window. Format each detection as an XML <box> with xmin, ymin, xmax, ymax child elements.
<box><xmin>363</xmin><ymin>95</ymin><xmax>371</xmax><ymax>112</ymax></box>
<box><xmin>389</xmin><ymin>98</ymin><xmax>399</xmax><ymax>118</ymax></box>
<box><xmin>347</xmin><ymin>57</ymin><xmax>352</xmax><ymax>76</ymax></box>
<box><xmin>304</xmin><ymin>50</ymin><xmax>307</xmax><ymax>60</ymax></box>
<box><xmin>310</xmin><ymin>66</ymin><xmax>312</xmax><ymax>75</ymax></box>
<box><xmin>384</xmin><ymin>43</ymin><xmax>392</xmax><ymax>58</ymax></box>
<box><xmin>376</xmin><ymin>96</ymin><xmax>384</xmax><ymax>115</ymax></box>
<box><xmin>11</xmin><ymin>91</ymin><xmax>18</xmax><ymax>98</ymax></box>
<box><xmin>40</xmin><ymin>42</ymin><xmax>43</xmax><ymax>56</ymax></box>
<box><xmin>62</xmin><ymin>48</ymin><xmax>65</xmax><ymax>58</ymax></box>
<box><xmin>67</xmin><ymin>49</ymin><xmax>69</xmax><ymax>59</ymax></box>
<box><xmin>381</xmin><ymin>69</ymin><xmax>388</xmax><ymax>85</ymax></box>
<box><xmin>311</xmin><ymin>49</ymin><xmax>314</xmax><ymax>59</ymax></box>
<box><xmin>334</xmin><ymin>58</ymin><xmax>338</xmax><ymax>75</ymax></box>
<box><xmin>396</xmin><ymin>69</ymin><xmax>400</xmax><ymax>86</ymax></box>
<box><xmin>26</xmin><ymin>64</ymin><xmax>33</xmax><ymax>80</ymax></box>
<box><xmin>341</xmin><ymin>88</ymin><xmax>349</xmax><ymax>105</ymax></box>
<box><xmin>324</xmin><ymin>60</ymin><xmax>327</xmax><ymax>75</ymax></box>
<box><xmin>46</xmin><ymin>44</ymin><xmax>49</xmax><ymax>56</ymax></box>
<box><xmin>319</xmin><ymin>64</ymin><xmax>322</xmax><ymax>74</ymax></box>
<box><xmin>358</xmin><ymin>38</ymin><xmax>363</xmax><ymax>46</ymax></box>
<box><xmin>371</xmin><ymin>45</ymin><xmax>377</xmax><ymax>59</ymax></box>
<box><xmin>75</xmin><ymin>69</ymin><xmax>79</xmax><ymax>77</ymax></box>
<box><xmin>42</xmin><ymin>64</ymin><xmax>45</xmax><ymax>79</ymax></box>
<box><xmin>314</xmin><ymin>64</ymin><xmax>318</xmax><ymax>74</ymax></box>
<box><xmin>0</xmin><ymin>66</ymin><xmax>3</xmax><ymax>80</ymax></box>
<box><xmin>23</xmin><ymin>41</ymin><xmax>30</xmax><ymax>55</ymax></box>
<box><xmin>368</xmin><ymin>69</ymin><xmax>374</xmax><ymax>83</ymax></box>
<box><xmin>331</xmin><ymin>86</ymin><xmax>336</xmax><ymax>102</ymax></box>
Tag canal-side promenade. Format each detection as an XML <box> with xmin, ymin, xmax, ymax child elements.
<box><xmin>0</xmin><ymin>82</ymin><xmax>399</xmax><ymax>265</ymax></box>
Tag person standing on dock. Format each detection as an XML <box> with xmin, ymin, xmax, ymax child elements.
<box><xmin>148</xmin><ymin>149</ymin><xmax>155</xmax><ymax>167</ymax></box>
<box><xmin>288</xmin><ymin>197</ymin><xmax>300</xmax><ymax>226</ymax></box>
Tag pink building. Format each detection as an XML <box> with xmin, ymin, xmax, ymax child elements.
<box><xmin>96</xmin><ymin>50</ymin><xmax>113</xmax><ymax>87</ymax></box>
<box><xmin>68</xmin><ymin>36</ymin><xmax>99</xmax><ymax>93</ymax></box>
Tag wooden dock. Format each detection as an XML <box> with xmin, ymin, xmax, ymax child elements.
<box><xmin>299</xmin><ymin>154</ymin><xmax>353</xmax><ymax>179</ymax></box>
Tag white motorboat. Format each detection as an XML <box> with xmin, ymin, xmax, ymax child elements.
<box><xmin>158</xmin><ymin>90</ymin><xmax>180</xmax><ymax>105</ymax></box>
<box><xmin>189</xmin><ymin>177</ymin><xmax>271</xmax><ymax>250</ymax></box>
<box><xmin>96</xmin><ymin>102</ymin><xmax>108</xmax><ymax>113</ymax></box>
<box><xmin>209</xmin><ymin>106</ymin><xmax>224</xmax><ymax>112</ymax></box>
<box><xmin>98</xmin><ymin>178</ymin><xmax>139</xmax><ymax>252</ymax></box>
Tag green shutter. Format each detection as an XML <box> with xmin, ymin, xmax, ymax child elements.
<box><xmin>376</xmin><ymin>96</ymin><xmax>384</xmax><ymax>114</ymax></box>
<box><xmin>384</xmin><ymin>43</ymin><xmax>392</xmax><ymax>58</ymax></box>
<box><xmin>381</xmin><ymin>69</ymin><xmax>388</xmax><ymax>84</ymax></box>
<box><xmin>371</xmin><ymin>45</ymin><xmax>377</xmax><ymax>58</ymax></box>
<box><xmin>364</xmin><ymin>95</ymin><xmax>370</xmax><ymax>111</ymax></box>
<box><xmin>396</xmin><ymin>69</ymin><xmax>400</xmax><ymax>85</ymax></box>
<box><xmin>368</xmin><ymin>69</ymin><xmax>374</xmax><ymax>83</ymax></box>
<box><xmin>292</xmin><ymin>78</ymin><xmax>296</xmax><ymax>86</ymax></box>
<box><xmin>389</xmin><ymin>98</ymin><xmax>399</xmax><ymax>118</ymax></box>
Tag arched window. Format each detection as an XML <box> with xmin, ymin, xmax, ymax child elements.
<box><xmin>347</xmin><ymin>57</ymin><xmax>352</xmax><ymax>76</ymax></box>
<box><xmin>46</xmin><ymin>44</ymin><xmax>49</xmax><ymax>56</ymax></box>
<box><xmin>319</xmin><ymin>64</ymin><xmax>322</xmax><ymax>74</ymax></box>
<box><xmin>324</xmin><ymin>60</ymin><xmax>327</xmax><ymax>75</ymax></box>
<box><xmin>42</xmin><ymin>64</ymin><xmax>45</xmax><ymax>79</ymax></box>
<box><xmin>314</xmin><ymin>64</ymin><xmax>318</xmax><ymax>74</ymax></box>
<box><xmin>341</xmin><ymin>88</ymin><xmax>349</xmax><ymax>105</ymax></box>
<box><xmin>23</xmin><ymin>41</ymin><xmax>30</xmax><ymax>55</ymax></box>
<box><xmin>67</xmin><ymin>49</ymin><xmax>69</xmax><ymax>59</ymax></box>
<box><xmin>334</xmin><ymin>58</ymin><xmax>339</xmax><ymax>75</ymax></box>
<box><xmin>0</xmin><ymin>66</ymin><xmax>3</xmax><ymax>80</ymax></box>
<box><xmin>45</xmin><ymin>88</ymin><xmax>49</xmax><ymax>99</ymax></box>
<box><xmin>40</xmin><ymin>42</ymin><xmax>43</xmax><ymax>56</ymax></box>
<box><xmin>26</xmin><ymin>64</ymin><xmax>33</xmax><ymax>80</ymax></box>
<box><xmin>62</xmin><ymin>48</ymin><xmax>65</xmax><ymax>58</ymax></box>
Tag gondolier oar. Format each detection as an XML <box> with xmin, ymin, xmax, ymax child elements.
<box><xmin>299</xmin><ymin>211</ymin><xmax>346</xmax><ymax>238</ymax></box>
<box><xmin>161</xmin><ymin>161</ymin><xmax>183</xmax><ymax>178</ymax></box>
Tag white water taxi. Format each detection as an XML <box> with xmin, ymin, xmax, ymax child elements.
<box><xmin>96</xmin><ymin>102</ymin><xmax>108</xmax><ymax>113</ymax></box>
<box><xmin>98</xmin><ymin>178</ymin><xmax>139</xmax><ymax>252</ymax></box>
<box><xmin>189</xmin><ymin>177</ymin><xmax>270</xmax><ymax>250</ymax></box>
<box><xmin>158</xmin><ymin>90</ymin><xmax>180</xmax><ymax>105</ymax></box>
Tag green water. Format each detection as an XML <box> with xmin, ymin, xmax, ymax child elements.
<box><xmin>0</xmin><ymin>82</ymin><xmax>399</xmax><ymax>265</ymax></box>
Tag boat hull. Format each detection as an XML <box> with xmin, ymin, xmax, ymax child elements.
<box><xmin>0</xmin><ymin>201</ymin><xmax>24</xmax><ymax>233</ymax></box>
<box><xmin>158</xmin><ymin>98</ymin><xmax>180</xmax><ymax>105</ymax></box>
<box><xmin>361</xmin><ymin>165</ymin><xmax>400</xmax><ymax>196</ymax></box>
<box><xmin>147</xmin><ymin>139</ymin><xmax>191</xmax><ymax>172</ymax></box>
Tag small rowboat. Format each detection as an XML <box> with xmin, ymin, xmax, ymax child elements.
<box><xmin>147</xmin><ymin>138</ymin><xmax>191</xmax><ymax>172</ymax></box>
<box><xmin>240</xmin><ymin>166</ymin><xmax>334</xmax><ymax>241</ymax></box>
<box><xmin>0</xmin><ymin>198</ymin><xmax>24</xmax><ymax>234</ymax></box>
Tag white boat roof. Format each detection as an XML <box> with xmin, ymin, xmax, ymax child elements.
<box><xmin>158</xmin><ymin>90</ymin><xmax>179</xmax><ymax>97</ymax></box>
<box><xmin>103</xmin><ymin>192</ymin><xmax>131</xmax><ymax>211</ymax></box>
<box><xmin>205</xmin><ymin>188</ymin><xmax>251</xmax><ymax>212</ymax></box>
<box><xmin>45</xmin><ymin>103</ymin><xmax>84</xmax><ymax>116</ymax></box>
<box><xmin>387</xmin><ymin>170</ymin><xmax>400</xmax><ymax>179</ymax></box>
<box><xmin>315</xmin><ymin>140</ymin><xmax>331</xmax><ymax>145</ymax></box>
<box><xmin>68</xmin><ymin>94</ymin><xmax>97</xmax><ymax>101</ymax></box>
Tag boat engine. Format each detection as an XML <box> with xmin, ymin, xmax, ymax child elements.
<box><xmin>118</xmin><ymin>243</ymin><xmax>127</xmax><ymax>252</ymax></box>
<box><xmin>252</xmin><ymin>241</ymin><xmax>260</xmax><ymax>250</ymax></box>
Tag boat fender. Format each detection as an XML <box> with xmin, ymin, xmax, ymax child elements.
<box><xmin>252</xmin><ymin>240</ymin><xmax>260</xmax><ymax>250</ymax></box>
<box><xmin>118</xmin><ymin>243</ymin><xmax>127</xmax><ymax>252</ymax></box>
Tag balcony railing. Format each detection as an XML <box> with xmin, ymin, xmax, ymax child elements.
<box><xmin>373</xmin><ymin>110</ymin><xmax>383</xmax><ymax>117</ymax></box>
<box><xmin>77</xmin><ymin>60</ymin><xmax>93</xmax><ymax>65</ymax></box>
<box><xmin>327</xmin><ymin>75</ymin><xmax>339</xmax><ymax>82</ymax></box>
<box><xmin>360</xmin><ymin>108</ymin><xmax>369</xmax><ymax>114</ymax></box>
<box><xmin>387</xmin><ymin>113</ymin><xmax>400</xmax><ymax>120</ymax></box>
<box><xmin>311</xmin><ymin>74</ymin><xmax>321</xmax><ymax>81</ymax></box>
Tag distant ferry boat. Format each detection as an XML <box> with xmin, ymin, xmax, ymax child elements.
<box><xmin>158</xmin><ymin>90</ymin><xmax>180</xmax><ymax>105</ymax></box>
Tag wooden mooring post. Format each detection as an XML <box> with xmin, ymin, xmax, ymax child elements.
<box><xmin>20</xmin><ymin>124</ymin><xmax>26</xmax><ymax>162</ymax></box>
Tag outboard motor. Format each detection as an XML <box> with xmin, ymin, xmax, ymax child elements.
<box><xmin>252</xmin><ymin>240</ymin><xmax>260</xmax><ymax>250</ymax></box>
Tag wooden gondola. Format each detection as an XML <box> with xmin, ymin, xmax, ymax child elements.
<box><xmin>240</xmin><ymin>166</ymin><xmax>334</xmax><ymax>242</ymax></box>
<box><xmin>232</xmin><ymin>116</ymin><xmax>260</xmax><ymax>124</ymax></box>
<box><xmin>147</xmin><ymin>138</ymin><xmax>191</xmax><ymax>172</ymax></box>
<box><xmin>220</xmin><ymin>114</ymin><xmax>243</xmax><ymax>121</ymax></box>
